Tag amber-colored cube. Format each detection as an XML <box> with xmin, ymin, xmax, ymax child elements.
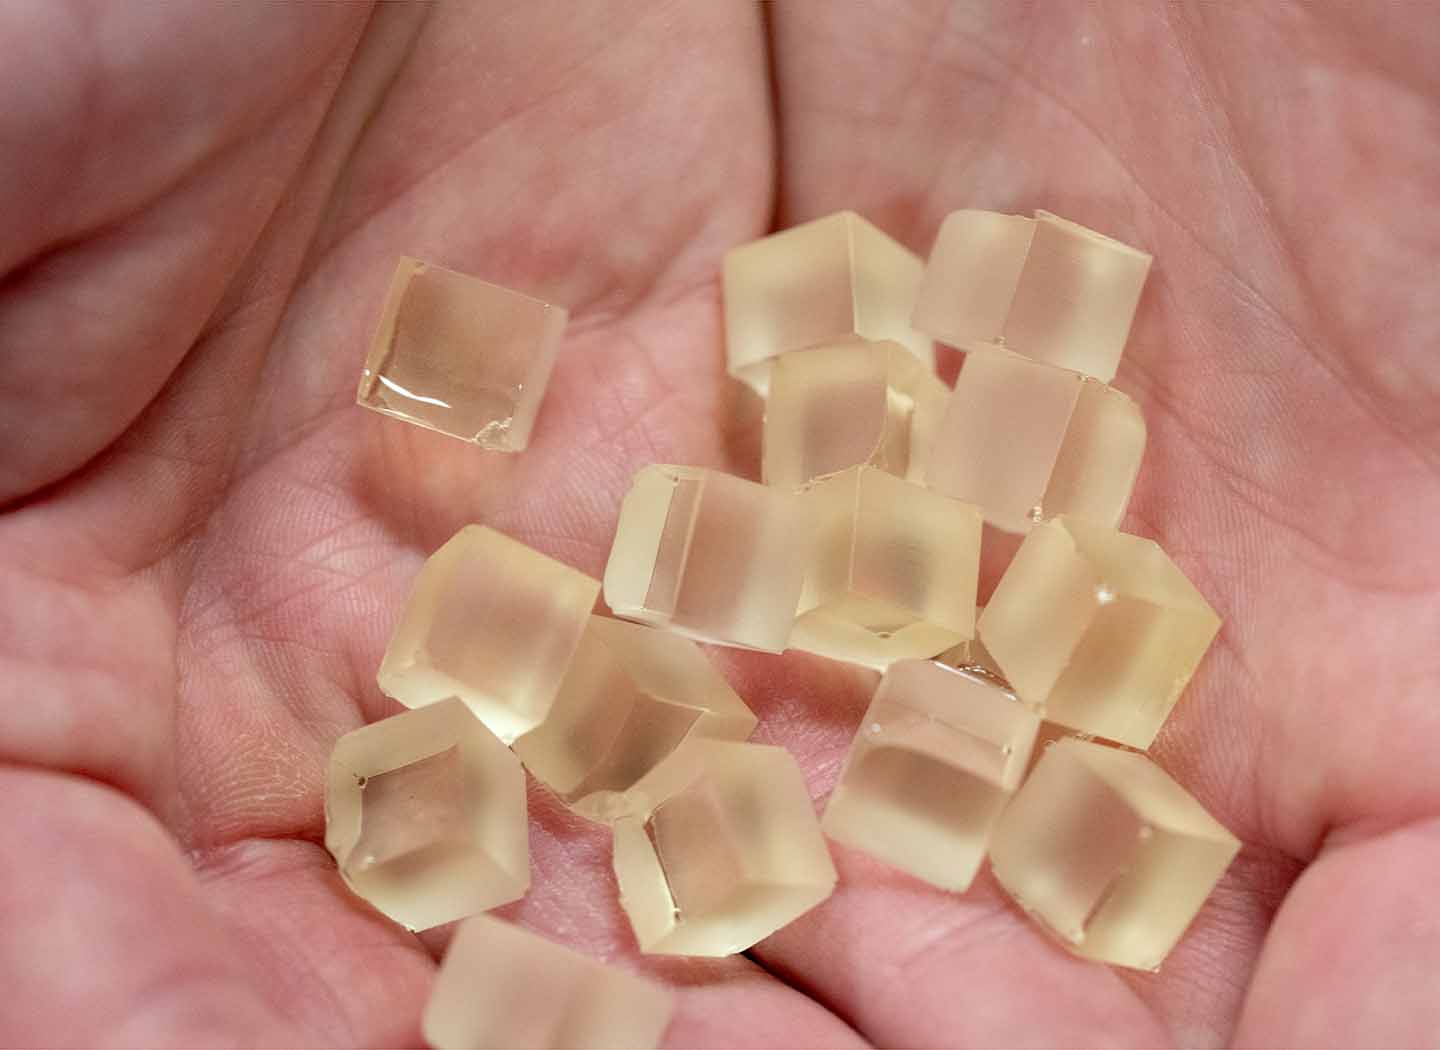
<box><xmin>604</xmin><ymin>465</ymin><xmax>810</xmax><ymax>653</ymax></box>
<box><xmin>612</xmin><ymin>740</ymin><xmax>837</xmax><ymax>956</ymax></box>
<box><xmin>978</xmin><ymin>517</ymin><xmax>1220</xmax><ymax>749</ymax></box>
<box><xmin>357</xmin><ymin>257</ymin><xmax>567</xmax><ymax>450</ymax></box>
<box><xmin>513</xmin><ymin>616</ymin><xmax>757</xmax><ymax>823</ymax></box>
<box><xmin>763</xmin><ymin>340</ymin><xmax>948</xmax><ymax>489</ymax></box>
<box><xmin>324</xmin><ymin>699</ymin><xmax>528</xmax><ymax>932</ymax></box>
<box><xmin>990</xmin><ymin>738</ymin><xmax>1240</xmax><ymax>970</ymax></box>
<box><xmin>926</xmin><ymin>348</ymin><xmax>1146</xmax><ymax>533</ymax></box>
<box><xmin>378</xmin><ymin>526</ymin><xmax>599</xmax><ymax>744</ymax></box>
<box><xmin>912</xmin><ymin>210</ymin><xmax>1151</xmax><ymax>382</ymax></box>
<box><xmin>423</xmin><ymin>914</ymin><xmax>674</xmax><ymax>1050</ymax></box>
<box><xmin>723</xmin><ymin>211</ymin><xmax>933</xmax><ymax>395</ymax></box>
<box><xmin>792</xmin><ymin>467</ymin><xmax>981</xmax><ymax>670</ymax></box>
<box><xmin>822</xmin><ymin>660</ymin><xmax>1040</xmax><ymax>891</ymax></box>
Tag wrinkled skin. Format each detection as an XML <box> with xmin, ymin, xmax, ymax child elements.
<box><xmin>2</xmin><ymin>3</ymin><xmax>1438</xmax><ymax>1047</ymax></box>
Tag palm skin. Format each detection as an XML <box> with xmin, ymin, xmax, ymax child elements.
<box><xmin>2</xmin><ymin>1</ymin><xmax>1438</xmax><ymax>1046</ymax></box>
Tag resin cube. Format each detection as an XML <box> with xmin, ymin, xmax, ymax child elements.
<box><xmin>723</xmin><ymin>211</ymin><xmax>933</xmax><ymax>394</ymax></box>
<box><xmin>990</xmin><ymin>738</ymin><xmax>1240</xmax><ymax>970</ymax></box>
<box><xmin>978</xmin><ymin>517</ymin><xmax>1221</xmax><ymax>749</ymax></box>
<box><xmin>612</xmin><ymin>740</ymin><xmax>837</xmax><ymax>956</ymax></box>
<box><xmin>926</xmin><ymin>348</ymin><xmax>1146</xmax><ymax>533</ymax></box>
<box><xmin>357</xmin><ymin>257</ymin><xmax>567</xmax><ymax>450</ymax></box>
<box><xmin>912</xmin><ymin>210</ymin><xmax>1151</xmax><ymax>382</ymax></box>
<box><xmin>513</xmin><ymin>616</ymin><xmax>758</xmax><ymax>823</ymax></box>
<box><xmin>763</xmin><ymin>340</ymin><xmax>948</xmax><ymax>489</ymax></box>
<box><xmin>423</xmin><ymin>914</ymin><xmax>673</xmax><ymax>1050</ymax></box>
<box><xmin>379</xmin><ymin>525</ymin><xmax>599</xmax><ymax>744</ymax></box>
<box><xmin>604</xmin><ymin>465</ymin><xmax>810</xmax><ymax>652</ymax></box>
<box><xmin>823</xmin><ymin>660</ymin><xmax>1040</xmax><ymax>891</ymax></box>
<box><xmin>324</xmin><ymin>699</ymin><xmax>528</xmax><ymax>932</ymax></box>
<box><xmin>792</xmin><ymin>466</ymin><xmax>982</xmax><ymax>670</ymax></box>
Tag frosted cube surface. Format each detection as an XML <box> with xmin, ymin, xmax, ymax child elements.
<box><xmin>978</xmin><ymin>517</ymin><xmax>1221</xmax><ymax>748</ymax></box>
<box><xmin>324</xmin><ymin>699</ymin><xmax>528</xmax><ymax>931</ymax></box>
<box><xmin>990</xmin><ymin>738</ymin><xmax>1240</xmax><ymax>970</ymax></box>
<box><xmin>357</xmin><ymin>257</ymin><xmax>567</xmax><ymax>450</ymax></box>
<box><xmin>378</xmin><ymin>525</ymin><xmax>599</xmax><ymax>744</ymax></box>
<box><xmin>724</xmin><ymin>211</ymin><xmax>933</xmax><ymax>394</ymax></box>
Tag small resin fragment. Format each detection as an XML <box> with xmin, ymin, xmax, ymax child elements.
<box><xmin>978</xmin><ymin>517</ymin><xmax>1220</xmax><ymax>749</ymax></box>
<box><xmin>926</xmin><ymin>348</ymin><xmax>1146</xmax><ymax>533</ymax></box>
<box><xmin>379</xmin><ymin>525</ymin><xmax>599</xmax><ymax>744</ymax></box>
<box><xmin>357</xmin><ymin>256</ymin><xmax>567</xmax><ymax>451</ymax></box>
<box><xmin>912</xmin><ymin>210</ymin><xmax>1151</xmax><ymax>382</ymax></box>
<box><xmin>612</xmin><ymin>740</ymin><xmax>837</xmax><ymax>956</ymax></box>
<box><xmin>603</xmin><ymin>465</ymin><xmax>810</xmax><ymax>652</ymax></box>
<box><xmin>723</xmin><ymin>211</ymin><xmax>934</xmax><ymax>395</ymax></box>
<box><xmin>990</xmin><ymin>737</ymin><xmax>1240</xmax><ymax>970</ymax></box>
<box><xmin>823</xmin><ymin>660</ymin><xmax>1040</xmax><ymax>891</ymax></box>
<box><xmin>935</xmin><ymin>622</ymin><xmax>1013</xmax><ymax>692</ymax></box>
<box><xmin>513</xmin><ymin>616</ymin><xmax>758</xmax><ymax>823</ymax></box>
<box><xmin>423</xmin><ymin>914</ymin><xmax>674</xmax><ymax>1050</ymax></box>
<box><xmin>324</xmin><ymin>699</ymin><xmax>528</xmax><ymax>932</ymax></box>
<box><xmin>763</xmin><ymin>340</ymin><xmax>948</xmax><ymax>489</ymax></box>
<box><xmin>791</xmin><ymin>466</ymin><xmax>981</xmax><ymax>670</ymax></box>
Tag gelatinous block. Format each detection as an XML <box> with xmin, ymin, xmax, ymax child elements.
<box><xmin>913</xmin><ymin>210</ymin><xmax>1151</xmax><ymax>382</ymax></box>
<box><xmin>926</xmin><ymin>348</ymin><xmax>1145</xmax><ymax>533</ymax></box>
<box><xmin>379</xmin><ymin>525</ymin><xmax>599</xmax><ymax>744</ymax></box>
<box><xmin>513</xmin><ymin>616</ymin><xmax>757</xmax><ymax>823</ymax></box>
<box><xmin>990</xmin><ymin>737</ymin><xmax>1240</xmax><ymax>970</ymax></box>
<box><xmin>823</xmin><ymin>660</ymin><xmax>1040</xmax><ymax>891</ymax></box>
<box><xmin>792</xmin><ymin>466</ymin><xmax>981</xmax><ymax>670</ymax></box>
<box><xmin>604</xmin><ymin>466</ymin><xmax>810</xmax><ymax>652</ymax></box>
<box><xmin>324</xmin><ymin>699</ymin><xmax>528</xmax><ymax>931</ymax></box>
<box><xmin>723</xmin><ymin>211</ymin><xmax>933</xmax><ymax>394</ymax></box>
<box><xmin>612</xmin><ymin>740</ymin><xmax>837</xmax><ymax>956</ymax></box>
<box><xmin>763</xmin><ymin>340</ymin><xmax>948</xmax><ymax>489</ymax></box>
<box><xmin>357</xmin><ymin>257</ymin><xmax>567</xmax><ymax>450</ymax></box>
<box><xmin>978</xmin><ymin>517</ymin><xmax>1220</xmax><ymax>748</ymax></box>
<box><xmin>424</xmin><ymin>914</ymin><xmax>674</xmax><ymax>1050</ymax></box>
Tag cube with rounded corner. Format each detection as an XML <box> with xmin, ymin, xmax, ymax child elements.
<box><xmin>324</xmin><ymin>699</ymin><xmax>528</xmax><ymax>932</ymax></box>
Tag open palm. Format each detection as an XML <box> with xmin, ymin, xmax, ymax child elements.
<box><xmin>4</xmin><ymin>3</ymin><xmax>1438</xmax><ymax>1046</ymax></box>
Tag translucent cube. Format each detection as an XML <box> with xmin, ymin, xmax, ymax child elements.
<box><xmin>977</xmin><ymin>517</ymin><xmax>1221</xmax><ymax>749</ymax></box>
<box><xmin>763</xmin><ymin>340</ymin><xmax>948</xmax><ymax>489</ymax></box>
<box><xmin>990</xmin><ymin>738</ymin><xmax>1240</xmax><ymax>970</ymax></box>
<box><xmin>357</xmin><ymin>257</ymin><xmax>567</xmax><ymax>450</ymax></box>
<box><xmin>513</xmin><ymin>616</ymin><xmax>757</xmax><ymax>823</ymax></box>
<box><xmin>603</xmin><ymin>465</ymin><xmax>810</xmax><ymax>653</ymax></box>
<box><xmin>792</xmin><ymin>466</ymin><xmax>982</xmax><ymax>670</ymax></box>
<box><xmin>912</xmin><ymin>210</ymin><xmax>1151</xmax><ymax>382</ymax></box>
<box><xmin>379</xmin><ymin>525</ymin><xmax>599</xmax><ymax>744</ymax></box>
<box><xmin>612</xmin><ymin>740</ymin><xmax>837</xmax><ymax>956</ymax></box>
<box><xmin>324</xmin><ymin>699</ymin><xmax>528</xmax><ymax>932</ymax></box>
<box><xmin>423</xmin><ymin>914</ymin><xmax>673</xmax><ymax>1050</ymax></box>
<box><xmin>723</xmin><ymin>211</ymin><xmax>933</xmax><ymax>395</ymax></box>
<box><xmin>926</xmin><ymin>348</ymin><xmax>1145</xmax><ymax>533</ymax></box>
<box><xmin>822</xmin><ymin>661</ymin><xmax>1040</xmax><ymax>891</ymax></box>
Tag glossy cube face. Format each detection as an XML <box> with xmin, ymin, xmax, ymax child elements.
<box><xmin>424</xmin><ymin>914</ymin><xmax>674</xmax><ymax>1050</ymax></box>
<box><xmin>723</xmin><ymin>211</ymin><xmax>934</xmax><ymax>395</ymax></box>
<box><xmin>990</xmin><ymin>738</ymin><xmax>1240</xmax><ymax>970</ymax></box>
<box><xmin>912</xmin><ymin>210</ymin><xmax>1151</xmax><ymax>382</ymax></box>
<box><xmin>763</xmin><ymin>341</ymin><xmax>949</xmax><ymax>489</ymax></box>
<box><xmin>357</xmin><ymin>257</ymin><xmax>568</xmax><ymax>450</ymax></box>
<box><xmin>604</xmin><ymin>466</ymin><xmax>811</xmax><ymax>653</ymax></box>
<box><xmin>926</xmin><ymin>349</ymin><xmax>1146</xmax><ymax>533</ymax></box>
<box><xmin>978</xmin><ymin>518</ymin><xmax>1221</xmax><ymax>748</ymax></box>
<box><xmin>324</xmin><ymin>699</ymin><xmax>529</xmax><ymax>932</ymax></box>
<box><xmin>513</xmin><ymin>616</ymin><xmax>758</xmax><ymax>823</ymax></box>
<box><xmin>793</xmin><ymin>467</ymin><xmax>982</xmax><ymax>670</ymax></box>
<box><xmin>823</xmin><ymin>661</ymin><xmax>1040</xmax><ymax>891</ymax></box>
<box><xmin>378</xmin><ymin>526</ymin><xmax>599</xmax><ymax>744</ymax></box>
<box><xmin>612</xmin><ymin>741</ymin><xmax>837</xmax><ymax>956</ymax></box>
